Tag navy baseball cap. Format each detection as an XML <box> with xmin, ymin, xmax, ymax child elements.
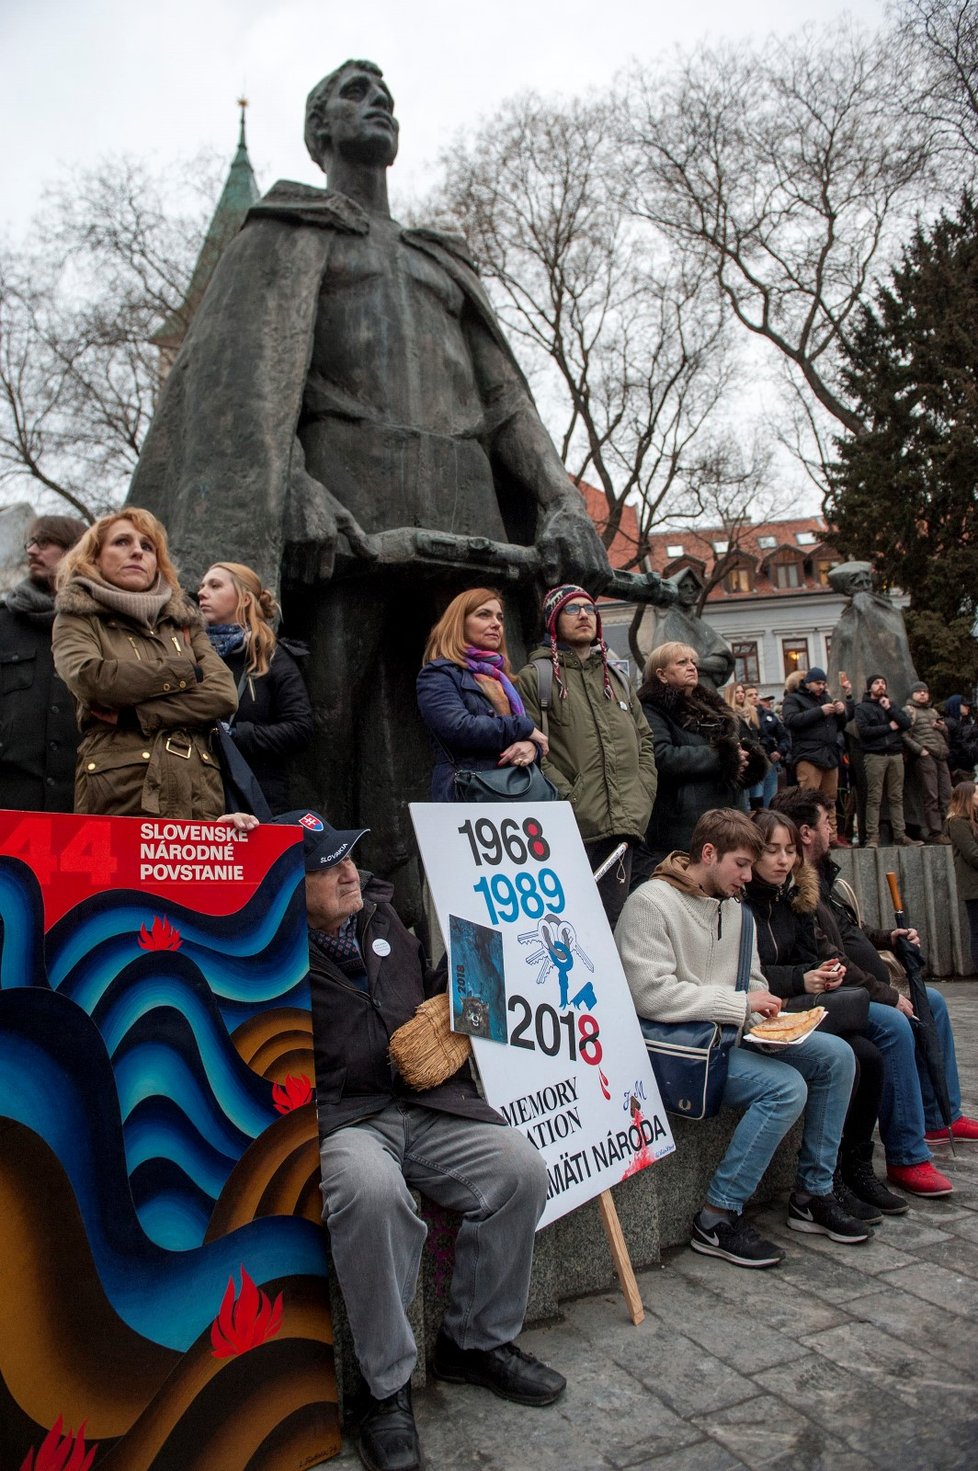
<box><xmin>271</xmin><ymin>810</ymin><xmax>369</xmax><ymax>871</ymax></box>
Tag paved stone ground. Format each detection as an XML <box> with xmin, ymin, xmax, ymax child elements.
<box><xmin>329</xmin><ymin>984</ymin><xmax>978</xmax><ymax>1470</ymax></box>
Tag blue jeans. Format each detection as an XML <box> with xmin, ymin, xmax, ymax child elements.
<box><xmin>749</xmin><ymin>762</ymin><xmax>779</xmax><ymax>807</ymax></box>
<box><xmin>866</xmin><ymin>991</ymin><xmax>963</xmax><ymax>1166</ymax></box>
<box><xmin>707</xmin><ymin>1032</ymin><xmax>855</xmax><ymax>1213</ymax></box>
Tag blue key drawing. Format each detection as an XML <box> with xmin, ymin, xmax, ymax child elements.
<box><xmin>517</xmin><ymin>917</ymin><xmax>595</xmax><ymax>1009</ymax></box>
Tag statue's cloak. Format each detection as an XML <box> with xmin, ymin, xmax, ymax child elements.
<box><xmin>128</xmin><ymin>183</ymin><xmax>543</xmax><ymax>595</ymax></box>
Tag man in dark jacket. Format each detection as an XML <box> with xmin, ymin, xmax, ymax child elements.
<box><xmin>0</xmin><ymin>514</ymin><xmax>86</xmax><ymax>811</ymax></box>
<box><xmin>273</xmin><ymin>811</ymin><xmax>563</xmax><ymax>1471</ymax></box>
<box><xmin>781</xmin><ymin>667</ymin><xmax>852</xmax><ymax>845</ymax></box>
<box><xmin>854</xmin><ymin>675</ymin><xmax>921</xmax><ymax>847</ymax></box>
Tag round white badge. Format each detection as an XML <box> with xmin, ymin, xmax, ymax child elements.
<box><xmin>372</xmin><ymin>938</ymin><xmax>392</xmax><ymax>957</ymax></box>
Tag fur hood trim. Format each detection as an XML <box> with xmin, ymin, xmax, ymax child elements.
<box><xmin>56</xmin><ymin>579</ymin><xmax>203</xmax><ymax>630</ymax></box>
<box><xmin>789</xmin><ymin>862</ymin><xmax>820</xmax><ymax>915</ymax></box>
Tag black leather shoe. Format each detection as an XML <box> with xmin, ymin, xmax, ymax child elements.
<box><xmin>431</xmin><ymin>1327</ymin><xmax>566</xmax><ymax>1405</ymax></box>
<box><xmin>357</xmin><ymin>1382</ymin><xmax>422</xmax><ymax>1471</ymax></box>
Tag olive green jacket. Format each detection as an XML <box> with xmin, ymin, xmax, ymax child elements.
<box><xmin>53</xmin><ymin>582</ymin><xmax>237</xmax><ymax>818</ymax></box>
<box><xmin>515</xmin><ymin>646</ymin><xmax>657</xmax><ymax>844</ymax></box>
<box><xmin>947</xmin><ymin>816</ymin><xmax>978</xmax><ymax>903</ymax></box>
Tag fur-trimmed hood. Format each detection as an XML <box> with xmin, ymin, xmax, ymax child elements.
<box><xmin>789</xmin><ymin>862</ymin><xmax>820</xmax><ymax>915</ymax></box>
<box><xmin>640</xmin><ymin>677</ymin><xmax>768</xmax><ymax>788</ymax></box>
<box><xmin>55</xmin><ymin>578</ymin><xmax>204</xmax><ymax>631</ymax></box>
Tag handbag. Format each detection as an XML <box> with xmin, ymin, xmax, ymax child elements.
<box><xmin>453</xmin><ymin>762</ymin><xmax>558</xmax><ymax>804</ymax></box>
<box><xmin>641</xmin><ymin>908</ymin><xmax>754</xmax><ymax>1120</ymax></box>
<box><xmin>785</xmin><ymin>984</ymin><xmax>870</xmax><ymax>1036</ymax></box>
<box><xmin>212</xmin><ymin>723</ymin><xmax>273</xmax><ymax>822</ymax></box>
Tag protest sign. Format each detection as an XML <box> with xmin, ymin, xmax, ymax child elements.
<box><xmin>411</xmin><ymin>803</ymin><xmax>674</xmax><ymax>1228</ymax></box>
<box><xmin>0</xmin><ymin>811</ymin><xmax>338</xmax><ymax>1470</ymax></box>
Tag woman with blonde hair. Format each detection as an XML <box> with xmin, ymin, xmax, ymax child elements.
<box><xmin>946</xmin><ymin>781</ymin><xmax>978</xmax><ymax>972</ymax></box>
<box><xmin>631</xmin><ymin>641</ymin><xmax>767</xmax><ymax>885</ymax></box>
<box><xmin>53</xmin><ymin>510</ymin><xmax>238</xmax><ymax>818</ymax></box>
<box><xmin>197</xmin><ymin>562</ymin><xmax>313</xmax><ymax>814</ymax></box>
<box><xmin>416</xmin><ymin>587</ymin><xmax>548</xmax><ymax>801</ymax></box>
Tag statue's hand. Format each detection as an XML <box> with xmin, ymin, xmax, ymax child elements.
<box><xmin>538</xmin><ymin>504</ymin><xmax>611</xmax><ymax>594</ymax></box>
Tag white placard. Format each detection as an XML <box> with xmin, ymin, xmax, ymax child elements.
<box><xmin>411</xmin><ymin>802</ymin><xmax>675</xmax><ymax>1227</ymax></box>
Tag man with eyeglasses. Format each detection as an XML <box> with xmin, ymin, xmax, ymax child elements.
<box><xmin>516</xmin><ymin>584</ymin><xmax>657</xmax><ymax>925</ymax></box>
<box><xmin>0</xmin><ymin>515</ymin><xmax>87</xmax><ymax>811</ymax></box>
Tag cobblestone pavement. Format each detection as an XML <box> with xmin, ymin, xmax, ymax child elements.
<box><xmin>329</xmin><ymin>984</ymin><xmax>978</xmax><ymax>1470</ymax></box>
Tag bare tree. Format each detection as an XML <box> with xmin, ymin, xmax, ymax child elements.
<box><xmin>0</xmin><ymin>156</ymin><xmax>218</xmax><ymax>519</ymax></box>
<box><xmin>623</xmin><ymin>24</ymin><xmax>935</xmax><ymax>446</ymax></box>
<box><xmin>895</xmin><ymin>0</ymin><xmax>978</xmax><ymax>167</ymax></box>
<box><xmin>427</xmin><ymin>94</ymin><xmax>736</xmax><ymax>566</ymax></box>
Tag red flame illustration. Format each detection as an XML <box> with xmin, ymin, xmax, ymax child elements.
<box><xmin>598</xmin><ymin>1068</ymin><xmax>611</xmax><ymax>1101</ymax></box>
<box><xmin>210</xmin><ymin>1266</ymin><xmax>283</xmax><ymax>1358</ymax></box>
<box><xmin>622</xmin><ymin>1107</ymin><xmax>654</xmax><ymax>1180</ymax></box>
<box><xmin>138</xmin><ymin>915</ymin><xmax>182</xmax><ymax>951</ymax></box>
<box><xmin>272</xmin><ymin>1073</ymin><xmax>314</xmax><ymax>1114</ymax></box>
<box><xmin>19</xmin><ymin>1416</ymin><xmax>97</xmax><ymax>1471</ymax></box>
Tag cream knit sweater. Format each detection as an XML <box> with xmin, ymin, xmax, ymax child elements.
<box><xmin>615</xmin><ymin>875</ymin><xmax>766</xmax><ymax>1026</ymax></box>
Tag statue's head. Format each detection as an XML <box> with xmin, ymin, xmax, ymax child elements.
<box><xmin>305</xmin><ymin>59</ymin><xmax>399</xmax><ymax>173</ymax></box>
<box><xmin>828</xmin><ymin>560</ymin><xmax>875</xmax><ymax>597</ymax></box>
<box><xmin>669</xmin><ymin>567</ymin><xmax>703</xmax><ymax>609</ymax></box>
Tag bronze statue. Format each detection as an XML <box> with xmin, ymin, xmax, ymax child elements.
<box><xmin>827</xmin><ymin>562</ymin><xmax>920</xmax><ymax>709</ymax></box>
<box><xmin>129</xmin><ymin>60</ymin><xmax>668</xmax><ymax>914</ymax></box>
<box><xmin>645</xmin><ymin>568</ymin><xmax>735</xmax><ymax>691</ymax></box>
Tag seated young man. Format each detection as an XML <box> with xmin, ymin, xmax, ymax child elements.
<box><xmin>615</xmin><ymin>807</ymin><xmax>870</xmax><ymax>1269</ymax></box>
<box><xmin>272</xmin><ymin>811</ymin><xmax>565</xmax><ymax>1471</ymax></box>
<box><xmin>771</xmin><ymin>786</ymin><xmax>978</xmax><ymax>1198</ymax></box>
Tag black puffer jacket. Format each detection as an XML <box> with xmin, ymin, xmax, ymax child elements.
<box><xmin>636</xmin><ymin>680</ymin><xmax>767</xmax><ymax>865</ymax></box>
<box><xmin>781</xmin><ymin>687</ymin><xmax>850</xmax><ymax>770</ymax></box>
<box><xmin>0</xmin><ymin>580</ymin><xmax>79</xmax><ymax>811</ymax></box>
<box><xmin>310</xmin><ymin>872</ymin><xmax>503</xmax><ymax>1137</ymax></box>
<box><xmin>220</xmin><ymin>640</ymin><xmax>313</xmax><ymax>813</ymax></box>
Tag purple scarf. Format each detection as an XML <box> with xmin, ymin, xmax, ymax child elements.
<box><xmin>463</xmin><ymin>648</ymin><xmax>525</xmax><ymax>716</ymax></box>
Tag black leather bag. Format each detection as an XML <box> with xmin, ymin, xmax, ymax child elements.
<box><xmin>453</xmin><ymin>763</ymin><xmax>558</xmax><ymax>803</ymax></box>
<box><xmin>212</xmin><ymin>724</ymin><xmax>272</xmax><ymax>822</ymax></box>
<box><xmin>641</xmin><ymin>908</ymin><xmax>755</xmax><ymax>1120</ymax></box>
<box><xmin>786</xmin><ymin>984</ymin><xmax>870</xmax><ymax>1036</ymax></box>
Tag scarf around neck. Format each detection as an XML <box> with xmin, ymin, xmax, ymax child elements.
<box><xmin>463</xmin><ymin>648</ymin><xmax>525</xmax><ymax>717</ymax></box>
<box><xmin>4</xmin><ymin>576</ymin><xmax>56</xmax><ymax>626</ymax></box>
<box><xmin>206</xmin><ymin>624</ymin><xmax>247</xmax><ymax>659</ymax></box>
<box><xmin>74</xmin><ymin>573</ymin><xmax>173</xmax><ymax>630</ymax></box>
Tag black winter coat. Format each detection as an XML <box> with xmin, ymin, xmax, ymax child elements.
<box><xmin>756</xmin><ymin>704</ymin><xmax>791</xmax><ymax>762</ymax></box>
<box><xmin>309</xmin><ymin>873</ymin><xmax>503</xmax><ymax>1136</ymax></box>
<box><xmin>636</xmin><ymin>681</ymin><xmax>767</xmax><ymax>864</ymax></box>
<box><xmin>0</xmin><ymin>580</ymin><xmax>79</xmax><ymax>811</ymax></box>
<box><xmin>744</xmin><ymin>872</ymin><xmax>820</xmax><ymax>998</ymax></box>
<box><xmin>221</xmin><ymin>641</ymin><xmax>313</xmax><ymax>814</ymax></box>
<box><xmin>781</xmin><ymin>687</ymin><xmax>850</xmax><ymax>770</ymax></box>
<box><xmin>854</xmin><ymin>695</ymin><xmax>910</xmax><ymax>756</ymax></box>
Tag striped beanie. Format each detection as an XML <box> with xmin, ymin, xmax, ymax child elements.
<box><xmin>542</xmin><ymin>584</ymin><xmax>612</xmax><ymax>700</ymax></box>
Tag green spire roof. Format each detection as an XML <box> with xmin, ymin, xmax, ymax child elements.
<box><xmin>153</xmin><ymin>100</ymin><xmax>261</xmax><ymax>349</ymax></box>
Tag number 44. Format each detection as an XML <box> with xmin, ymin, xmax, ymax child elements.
<box><xmin>1</xmin><ymin>818</ymin><xmax>119</xmax><ymax>886</ymax></box>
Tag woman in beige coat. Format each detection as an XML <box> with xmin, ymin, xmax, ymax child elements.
<box><xmin>53</xmin><ymin>510</ymin><xmax>238</xmax><ymax>818</ymax></box>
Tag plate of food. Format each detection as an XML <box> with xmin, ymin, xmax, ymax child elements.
<box><xmin>745</xmin><ymin>1007</ymin><xmax>827</xmax><ymax>1046</ymax></box>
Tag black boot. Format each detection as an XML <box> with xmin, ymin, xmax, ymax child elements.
<box><xmin>357</xmin><ymin>1381</ymin><xmax>422</xmax><ymax>1471</ymax></box>
<box><xmin>842</xmin><ymin>1141</ymin><xmax>909</xmax><ymax>1216</ymax></box>
<box><xmin>833</xmin><ymin>1169</ymin><xmax>882</xmax><ymax>1225</ymax></box>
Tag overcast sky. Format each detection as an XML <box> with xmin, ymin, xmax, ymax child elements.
<box><xmin>3</xmin><ymin>0</ymin><xmax>888</xmax><ymax>238</ymax></box>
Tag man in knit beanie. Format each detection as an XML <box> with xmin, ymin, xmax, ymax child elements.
<box><xmin>515</xmin><ymin>585</ymin><xmax>657</xmax><ymax>925</ymax></box>
<box><xmin>0</xmin><ymin>513</ymin><xmax>87</xmax><ymax>810</ymax></box>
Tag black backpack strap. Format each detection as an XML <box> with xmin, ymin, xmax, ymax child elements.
<box><xmin>533</xmin><ymin>656</ymin><xmax>554</xmax><ymax>742</ymax></box>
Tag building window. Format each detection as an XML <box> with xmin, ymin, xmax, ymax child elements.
<box><xmin>772</xmin><ymin>559</ymin><xmax>802</xmax><ymax>589</ymax></box>
<box><xmin>724</xmin><ymin>565</ymin><xmax>752</xmax><ymax>594</ymax></box>
<box><xmin>732</xmin><ymin>641</ymin><xmax>760</xmax><ymax>683</ymax></box>
<box><xmin>796</xmin><ymin>531</ymin><xmax>817</xmax><ymax>545</ymax></box>
<box><xmin>782</xmin><ymin>639</ymin><xmax>809</xmax><ymax>677</ymax></box>
<box><xmin>712</xmin><ymin>539</ymin><xmax>729</xmax><ymax>553</ymax></box>
<box><xmin>666</xmin><ymin>544</ymin><xmax>684</xmax><ymax>558</ymax></box>
<box><xmin>758</xmin><ymin>535</ymin><xmax>777</xmax><ymax>549</ymax></box>
<box><xmin>823</xmin><ymin>636</ymin><xmax>832</xmax><ymax>663</ymax></box>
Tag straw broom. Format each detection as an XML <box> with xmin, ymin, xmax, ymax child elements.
<box><xmin>389</xmin><ymin>992</ymin><xmax>472</xmax><ymax>1089</ymax></box>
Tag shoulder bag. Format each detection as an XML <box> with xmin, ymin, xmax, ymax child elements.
<box><xmin>640</xmin><ymin>907</ymin><xmax>754</xmax><ymax>1120</ymax></box>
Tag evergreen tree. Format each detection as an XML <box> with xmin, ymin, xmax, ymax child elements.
<box><xmin>826</xmin><ymin>194</ymin><xmax>978</xmax><ymax>694</ymax></box>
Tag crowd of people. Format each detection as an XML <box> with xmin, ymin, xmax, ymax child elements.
<box><xmin>3</xmin><ymin>527</ymin><xmax>978</xmax><ymax>1471</ymax></box>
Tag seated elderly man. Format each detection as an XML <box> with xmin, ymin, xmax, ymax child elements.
<box><xmin>615</xmin><ymin>807</ymin><xmax>869</xmax><ymax>1269</ymax></box>
<box><xmin>271</xmin><ymin>810</ymin><xmax>563</xmax><ymax>1471</ymax></box>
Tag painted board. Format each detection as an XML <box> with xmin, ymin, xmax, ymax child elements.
<box><xmin>411</xmin><ymin>802</ymin><xmax>674</xmax><ymax>1228</ymax></box>
<box><xmin>0</xmin><ymin>811</ymin><xmax>339</xmax><ymax>1471</ymax></box>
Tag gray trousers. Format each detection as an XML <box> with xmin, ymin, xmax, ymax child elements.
<box><xmin>319</xmin><ymin>1102</ymin><xmax>548</xmax><ymax>1398</ymax></box>
<box><xmin>864</xmin><ymin>752</ymin><xmax>906</xmax><ymax>839</ymax></box>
